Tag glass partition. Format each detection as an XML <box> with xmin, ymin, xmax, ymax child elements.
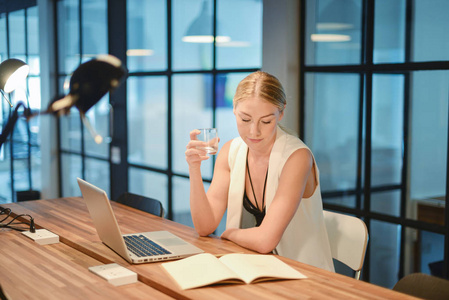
<box><xmin>127</xmin><ymin>0</ymin><xmax>167</xmax><ymax>72</ymax></box>
<box><xmin>373</xmin><ymin>0</ymin><xmax>406</xmax><ymax>64</ymax></box>
<box><xmin>304</xmin><ymin>73</ymin><xmax>361</xmax><ymax>195</ymax></box>
<box><xmin>172</xmin><ymin>73</ymin><xmax>214</xmax><ymax>178</ymax></box>
<box><xmin>305</xmin><ymin>0</ymin><xmax>363</xmax><ymax>66</ymax></box>
<box><xmin>128</xmin><ymin>76</ymin><xmax>168</xmax><ymax>169</ymax></box>
<box><xmin>412</xmin><ymin>0</ymin><xmax>449</xmax><ymax>62</ymax></box>
<box><xmin>216</xmin><ymin>0</ymin><xmax>262</xmax><ymax>69</ymax></box>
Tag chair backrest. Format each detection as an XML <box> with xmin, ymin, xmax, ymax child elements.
<box><xmin>393</xmin><ymin>273</ymin><xmax>449</xmax><ymax>300</ymax></box>
<box><xmin>323</xmin><ymin>210</ymin><xmax>368</xmax><ymax>279</ymax></box>
<box><xmin>115</xmin><ymin>192</ymin><xmax>164</xmax><ymax>218</ymax></box>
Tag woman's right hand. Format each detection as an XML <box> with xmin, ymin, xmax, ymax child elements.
<box><xmin>185</xmin><ymin>129</ymin><xmax>210</xmax><ymax>168</ymax></box>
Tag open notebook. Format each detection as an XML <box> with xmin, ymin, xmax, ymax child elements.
<box><xmin>77</xmin><ymin>178</ymin><xmax>204</xmax><ymax>264</ymax></box>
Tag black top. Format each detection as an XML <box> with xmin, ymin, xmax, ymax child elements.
<box><xmin>243</xmin><ymin>192</ymin><xmax>265</xmax><ymax>227</ymax></box>
<box><xmin>243</xmin><ymin>157</ymin><xmax>268</xmax><ymax>227</ymax></box>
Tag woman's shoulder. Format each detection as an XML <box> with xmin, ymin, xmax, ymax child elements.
<box><xmin>214</xmin><ymin>139</ymin><xmax>232</xmax><ymax>169</ymax></box>
<box><xmin>229</xmin><ymin>136</ymin><xmax>246</xmax><ymax>154</ymax></box>
<box><xmin>277</xmin><ymin>128</ymin><xmax>310</xmax><ymax>153</ymax></box>
<box><xmin>216</xmin><ymin>138</ymin><xmax>238</xmax><ymax>162</ymax></box>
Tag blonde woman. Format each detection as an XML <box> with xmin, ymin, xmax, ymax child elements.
<box><xmin>185</xmin><ymin>71</ymin><xmax>334</xmax><ymax>271</ymax></box>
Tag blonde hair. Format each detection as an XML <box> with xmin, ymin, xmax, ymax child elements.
<box><xmin>233</xmin><ymin>71</ymin><xmax>286</xmax><ymax>112</ymax></box>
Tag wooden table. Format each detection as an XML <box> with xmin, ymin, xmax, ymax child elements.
<box><xmin>1</xmin><ymin>198</ymin><xmax>418</xmax><ymax>300</ymax></box>
<box><xmin>0</xmin><ymin>229</ymin><xmax>173</xmax><ymax>300</ymax></box>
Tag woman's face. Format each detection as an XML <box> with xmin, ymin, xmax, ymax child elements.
<box><xmin>233</xmin><ymin>97</ymin><xmax>284</xmax><ymax>152</ymax></box>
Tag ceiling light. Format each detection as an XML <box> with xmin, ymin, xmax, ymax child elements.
<box><xmin>311</xmin><ymin>34</ymin><xmax>351</xmax><ymax>42</ymax></box>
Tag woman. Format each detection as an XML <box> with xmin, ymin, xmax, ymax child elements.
<box><xmin>185</xmin><ymin>71</ymin><xmax>334</xmax><ymax>271</ymax></box>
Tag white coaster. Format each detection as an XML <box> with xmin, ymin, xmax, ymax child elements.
<box><xmin>89</xmin><ymin>263</ymin><xmax>138</xmax><ymax>286</ymax></box>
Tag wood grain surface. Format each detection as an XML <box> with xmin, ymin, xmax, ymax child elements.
<box><xmin>1</xmin><ymin>198</ymin><xmax>419</xmax><ymax>300</ymax></box>
<box><xmin>0</xmin><ymin>229</ymin><xmax>173</xmax><ymax>300</ymax></box>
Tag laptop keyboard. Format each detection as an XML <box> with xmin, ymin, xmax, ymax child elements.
<box><xmin>124</xmin><ymin>235</ymin><xmax>172</xmax><ymax>257</ymax></box>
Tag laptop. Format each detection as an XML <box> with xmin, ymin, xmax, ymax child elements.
<box><xmin>77</xmin><ymin>178</ymin><xmax>204</xmax><ymax>264</ymax></box>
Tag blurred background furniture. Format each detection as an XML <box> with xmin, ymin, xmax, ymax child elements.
<box><xmin>115</xmin><ymin>192</ymin><xmax>164</xmax><ymax>218</ymax></box>
<box><xmin>393</xmin><ymin>273</ymin><xmax>449</xmax><ymax>300</ymax></box>
<box><xmin>16</xmin><ymin>190</ymin><xmax>41</xmax><ymax>202</ymax></box>
<box><xmin>415</xmin><ymin>197</ymin><xmax>445</xmax><ymax>277</ymax></box>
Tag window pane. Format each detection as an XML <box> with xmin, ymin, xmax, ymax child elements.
<box><xmin>412</xmin><ymin>0</ymin><xmax>449</xmax><ymax>62</ymax></box>
<box><xmin>0</xmin><ymin>132</ymin><xmax>11</xmax><ymax>201</ymax></box>
<box><xmin>374</xmin><ymin>0</ymin><xmax>406</xmax><ymax>64</ymax></box>
<box><xmin>129</xmin><ymin>168</ymin><xmax>168</xmax><ymax>214</ymax></box>
<box><xmin>173</xmin><ymin>175</ymin><xmax>210</xmax><ymax>228</ymax></box>
<box><xmin>414</xmin><ymin>200</ymin><xmax>445</xmax><ymax>276</ymax></box>
<box><xmin>304</xmin><ymin>73</ymin><xmax>360</xmax><ymax>193</ymax></box>
<box><xmin>85</xmin><ymin>158</ymin><xmax>110</xmax><ymax>194</ymax></box>
<box><xmin>409</xmin><ymin>71</ymin><xmax>448</xmax><ymax>219</ymax></box>
<box><xmin>58</xmin><ymin>75</ymin><xmax>82</xmax><ymax>152</ymax></box>
<box><xmin>216</xmin><ymin>0</ymin><xmax>262</xmax><ymax>69</ymax></box>
<box><xmin>84</xmin><ymin>96</ymin><xmax>109</xmax><ymax>158</ymax></box>
<box><xmin>11</xmin><ymin>118</ymin><xmax>31</xmax><ymax>192</ymax></box>
<box><xmin>61</xmin><ymin>154</ymin><xmax>82</xmax><ymax>197</ymax></box>
<box><xmin>57</xmin><ymin>0</ymin><xmax>80</xmax><ymax>74</ymax></box>
<box><xmin>0</xmin><ymin>14</ymin><xmax>6</xmax><ymax>60</ymax></box>
<box><xmin>371</xmin><ymin>74</ymin><xmax>404</xmax><ymax>187</ymax></box>
<box><xmin>82</xmin><ymin>0</ymin><xmax>107</xmax><ymax>60</ymax></box>
<box><xmin>418</xmin><ymin>231</ymin><xmax>445</xmax><ymax>276</ymax></box>
<box><xmin>215</xmin><ymin>72</ymin><xmax>245</xmax><ymax>152</ymax></box>
<box><xmin>13</xmin><ymin>157</ymin><xmax>29</xmax><ymax>192</ymax></box>
<box><xmin>371</xmin><ymin>190</ymin><xmax>401</xmax><ymax>217</ymax></box>
<box><xmin>323</xmin><ymin>195</ymin><xmax>356</xmax><ymax>209</ymax></box>
<box><xmin>127</xmin><ymin>0</ymin><xmax>167</xmax><ymax>72</ymax></box>
<box><xmin>128</xmin><ymin>76</ymin><xmax>168</xmax><ymax>169</ymax></box>
<box><xmin>172</xmin><ymin>0</ymin><xmax>213</xmax><ymax>71</ymax></box>
<box><xmin>27</xmin><ymin>7</ymin><xmax>40</xmax><ymax>75</ymax></box>
<box><xmin>305</xmin><ymin>0</ymin><xmax>362</xmax><ymax>66</ymax></box>
<box><xmin>9</xmin><ymin>10</ymin><xmax>25</xmax><ymax>56</ymax></box>
<box><xmin>31</xmin><ymin>146</ymin><xmax>41</xmax><ymax>193</ymax></box>
<box><xmin>28</xmin><ymin>76</ymin><xmax>41</xmax><ymax>111</ymax></box>
<box><xmin>29</xmin><ymin>80</ymin><xmax>42</xmax><ymax>194</ymax></box>
<box><xmin>172</xmin><ymin>74</ymin><xmax>213</xmax><ymax>178</ymax></box>
<box><xmin>60</xmin><ymin>109</ymin><xmax>82</xmax><ymax>153</ymax></box>
<box><xmin>370</xmin><ymin>220</ymin><xmax>401</xmax><ymax>288</ymax></box>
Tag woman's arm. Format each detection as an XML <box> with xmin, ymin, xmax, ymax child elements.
<box><xmin>186</xmin><ymin>130</ymin><xmax>231</xmax><ymax>236</ymax></box>
<box><xmin>221</xmin><ymin>148</ymin><xmax>313</xmax><ymax>253</ymax></box>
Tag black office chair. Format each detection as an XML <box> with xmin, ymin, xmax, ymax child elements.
<box><xmin>393</xmin><ymin>273</ymin><xmax>449</xmax><ymax>300</ymax></box>
<box><xmin>115</xmin><ymin>192</ymin><xmax>164</xmax><ymax>218</ymax></box>
<box><xmin>16</xmin><ymin>190</ymin><xmax>41</xmax><ymax>202</ymax></box>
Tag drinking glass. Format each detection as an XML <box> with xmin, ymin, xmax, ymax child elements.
<box><xmin>197</xmin><ymin>128</ymin><xmax>218</xmax><ymax>155</ymax></box>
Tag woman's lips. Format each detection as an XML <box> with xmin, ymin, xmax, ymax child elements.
<box><xmin>248</xmin><ymin>138</ymin><xmax>262</xmax><ymax>143</ymax></box>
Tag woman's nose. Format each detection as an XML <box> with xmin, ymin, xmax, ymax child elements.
<box><xmin>250</xmin><ymin>122</ymin><xmax>260</xmax><ymax>136</ymax></box>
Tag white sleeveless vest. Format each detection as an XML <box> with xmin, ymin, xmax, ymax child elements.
<box><xmin>226</xmin><ymin>127</ymin><xmax>335</xmax><ymax>272</ymax></box>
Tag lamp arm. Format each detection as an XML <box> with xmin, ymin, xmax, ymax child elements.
<box><xmin>0</xmin><ymin>101</ymin><xmax>31</xmax><ymax>149</ymax></box>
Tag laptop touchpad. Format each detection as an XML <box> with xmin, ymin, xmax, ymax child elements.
<box><xmin>158</xmin><ymin>238</ymin><xmax>186</xmax><ymax>247</ymax></box>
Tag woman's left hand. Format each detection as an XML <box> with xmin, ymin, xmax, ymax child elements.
<box><xmin>220</xmin><ymin>228</ymin><xmax>237</xmax><ymax>240</ymax></box>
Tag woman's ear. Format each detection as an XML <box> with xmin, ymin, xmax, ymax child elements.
<box><xmin>278</xmin><ymin>103</ymin><xmax>286</xmax><ymax>121</ymax></box>
<box><xmin>278</xmin><ymin>109</ymin><xmax>285</xmax><ymax>122</ymax></box>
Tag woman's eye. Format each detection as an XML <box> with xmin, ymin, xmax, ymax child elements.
<box><xmin>262</xmin><ymin>121</ymin><xmax>272</xmax><ymax>124</ymax></box>
<box><xmin>242</xmin><ymin>119</ymin><xmax>250</xmax><ymax>122</ymax></box>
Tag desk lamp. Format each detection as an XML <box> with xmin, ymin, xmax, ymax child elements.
<box><xmin>0</xmin><ymin>58</ymin><xmax>32</xmax><ymax>148</ymax></box>
<box><xmin>0</xmin><ymin>58</ymin><xmax>30</xmax><ymax>106</ymax></box>
<box><xmin>0</xmin><ymin>54</ymin><xmax>127</xmax><ymax>149</ymax></box>
<box><xmin>46</xmin><ymin>54</ymin><xmax>127</xmax><ymax>143</ymax></box>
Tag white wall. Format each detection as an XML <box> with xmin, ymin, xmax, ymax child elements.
<box><xmin>262</xmin><ymin>0</ymin><xmax>300</xmax><ymax>135</ymax></box>
<box><xmin>38</xmin><ymin>0</ymin><xmax>59</xmax><ymax>199</ymax></box>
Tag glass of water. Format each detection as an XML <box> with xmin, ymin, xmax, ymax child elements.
<box><xmin>197</xmin><ymin>128</ymin><xmax>218</xmax><ymax>155</ymax></box>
